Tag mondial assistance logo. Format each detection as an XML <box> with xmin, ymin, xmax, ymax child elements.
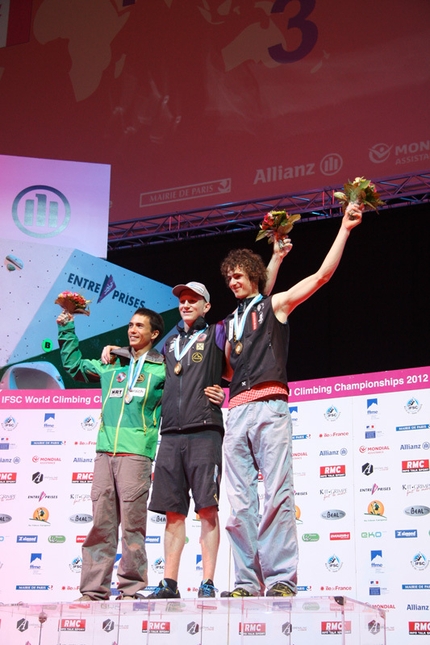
<box><xmin>12</xmin><ymin>185</ymin><xmax>71</xmax><ymax>238</ymax></box>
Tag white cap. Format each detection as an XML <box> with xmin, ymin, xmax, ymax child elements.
<box><xmin>172</xmin><ymin>281</ymin><xmax>210</xmax><ymax>302</ymax></box>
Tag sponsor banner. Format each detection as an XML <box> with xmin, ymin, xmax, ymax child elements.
<box><xmin>0</xmin><ymin>362</ymin><xmax>429</xmax><ymax>645</ymax></box>
<box><xmin>1</xmin><ymin>3</ymin><xmax>429</xmax><ymax>221</ymax></box>
<box><xmin>0</xmin><ymin>391</ymin><xmax>102</xmax><ymax>409</ymax></box>
<box><xmin>5</xmin><ymin>365</ymin><xmax>425</xmax><ymax>407</ymax></box>
<box><xmin>290</xmin><ymin>367</ymin><xmax>430</xmax><ymax>402</ymax></box>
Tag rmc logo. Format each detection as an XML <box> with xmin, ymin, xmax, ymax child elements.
<box><xmin>12</xmin><ymin>185</ymin><xmax>71</xmax><ymax>238</ymax></box>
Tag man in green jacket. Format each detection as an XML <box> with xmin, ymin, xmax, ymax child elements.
<box><xmin>57</xmin><ymin>307</ymin><xmax>165</xmax><ymax>601</ymax></box>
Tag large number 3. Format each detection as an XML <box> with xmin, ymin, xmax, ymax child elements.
<box><xmin>269</xmin><ymin>0</ymin><xmax>318</xmax><ymax>63</ymax></box>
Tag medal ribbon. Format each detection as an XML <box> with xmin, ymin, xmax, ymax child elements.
<box><xmin>174</xmin><ymin>325</ymin><xmax>208</xmax><ymax>362</ymax></box>
<box><xmin>233</xmin><ymin>294</ymin><xmax>263</xmax><ymax>341</ymax></box>
<box><xmin>126</xmin><ymin>352</ymin><xmax>147</xmax><ymax>395</ymax></box>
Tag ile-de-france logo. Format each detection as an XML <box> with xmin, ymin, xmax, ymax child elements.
<box><xmin>12</xmin><ymin>185</ymin><xmax>71</xmax><ymax>239</ymax></box>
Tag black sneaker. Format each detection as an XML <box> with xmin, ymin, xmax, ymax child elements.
<box><xmin>220</xmin><ymin>587</ymin><xmax>256</xmax><ymax>597</ymax></box>
<box><xmin>198</xmin><ymin>579</ymin><xmax>217</xmax><ymax>598</ymax></box>
<box><xmin>266</xmin><ymin>582</ymin><xmax>296</xmax><ymax>597</ymax></box>
<box><xmin>146</xmin><ymin>580</ymin><xmax>181</xmax><ymax>599</ymax></box>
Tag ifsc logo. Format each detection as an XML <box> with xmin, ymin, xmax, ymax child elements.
<box><xmin>12</xmin><ymin>185</ymin><xmax>71</xmax><ymax>239</ymax></box>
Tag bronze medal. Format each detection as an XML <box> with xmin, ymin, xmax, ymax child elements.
<box><xmin>235</xmin><ymin>341</ymin><xmax>243</xmax><ymax>355</ymax></box>
<box><xmin>124</xmin><ymin>390</ymin><xmax>133</xmax><ymax>404</ymax></box>
<box><xmin>174</xmin><ymin>361</ymin><xmax>182</xmax><ymax>375</ymax></box>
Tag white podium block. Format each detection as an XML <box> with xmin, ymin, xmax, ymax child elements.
<box><xmin>0</xmin><ymin>596</ymin><xmax>386</xmax><ymax>644</ymax></box>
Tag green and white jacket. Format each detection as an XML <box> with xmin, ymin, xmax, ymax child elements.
<box><xmin>58</xmin><ymin>321</ymin><xmax>165</xmax><ymax>459</ymax></box>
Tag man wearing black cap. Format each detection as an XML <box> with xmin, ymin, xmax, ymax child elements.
<box><xmin>146</xmin><ymin>281</ymin><xmax>227</xmax><ymax>599</ymax></box>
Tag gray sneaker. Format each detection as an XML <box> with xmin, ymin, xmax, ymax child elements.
<box><xmin>198</xmin><ymin>579</ymin><xmax>217</xmax><ymax>598</ymax></box>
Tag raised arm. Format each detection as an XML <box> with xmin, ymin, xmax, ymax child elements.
<box><xmin>57</xmin><ymin>312</ymin><xmax>102</xmax><ymax>383</ymax></box>
<box><xmin>264</xmin><ymin>236</ymin><xmax>292</xmax><ymax>296</ymax></box>
<box><xmin>272</xmin><ymin>203</ymin><xmax>363</xmax><ymax>322</ymax></box>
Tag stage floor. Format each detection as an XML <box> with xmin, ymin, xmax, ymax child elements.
<box><xmin>0</xmin><ymin>595</ymin><xmax>386</xmax><ymax>644</ymax></box>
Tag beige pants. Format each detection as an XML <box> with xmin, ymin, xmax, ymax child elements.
<box><xmin>80</xmin><ymin>452</ymin><xmax>152</xmax><ymax>600</ymax></box>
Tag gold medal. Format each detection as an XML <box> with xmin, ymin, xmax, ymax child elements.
<box><xmin>233</xmin><ymin>294</ymin><xmax>263</xmax><ymax>357</ymax></box>
<box><xmin>124</xmin><ymin>390</ymin><xmax>133</xmax><ymax>404</ymax></box>
<box><xmin>174</xmin><ymin>362</ymin><xmax>182</xmax><ymax>375</ymax></box>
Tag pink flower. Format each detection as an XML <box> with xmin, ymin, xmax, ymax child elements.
<box><xmin>264</xmin><ymin>212</ymin><xmax>276</xmax><ymax>227</ymax></box>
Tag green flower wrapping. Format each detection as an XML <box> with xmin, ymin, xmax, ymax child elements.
<box><xmin>334</xmin><ymin>177</ymin><xmax>384</xmax><ymax>214</ymax></box>
<box><xmin>256</xmin><ymin>210</ymin><xmax>301</xmax><ymax>243</ymax></box>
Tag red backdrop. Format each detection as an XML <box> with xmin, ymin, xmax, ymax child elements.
<box><xmin>0</xmin><ymin>0</ymin><xmax>429</xmax><ymax>223</ymax></box>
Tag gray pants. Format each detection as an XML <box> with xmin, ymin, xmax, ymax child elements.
<box><xmin>80</xmin><ymin>452</ymin><xmax>152</xmax><ymax>600</ymax></box>
<box><xmin>224</xmin><ymin>399</ymin><xmax>298</xmax><ymax>595</ymax></box>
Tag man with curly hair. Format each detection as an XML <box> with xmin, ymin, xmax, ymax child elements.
<box><xmin>220</xmin><ymin>204</ymin><xmax>363</xmax><ymax>597</ymax></box>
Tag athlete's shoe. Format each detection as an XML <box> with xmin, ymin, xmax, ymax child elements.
<box><xmin>74</xmin><ymin>594</ymin><xmax>96</xmax><ymax>601</ymax></box>
<box><xmin>197</xmin><ymin>579</ymin><xmax>218</xmax><ymax>598</ymax></box>
<box><xmin>220</xmin><ymin>587</ymin><xmax>256</xmax><ymax>597</ymax></box>
<box><xmin>146</xmin><ymin>580</ymin><xmax>181</xmax><ymax>599</ymax></box>
<box><xmin>116</xmin><ymin>593</ymin><xmax>144</xmax><ymax>600</ymax></box>
<box><xmin>266</xmin><ymin>582</ymin><xmax>296</xmax><ymax>597</ymax></box>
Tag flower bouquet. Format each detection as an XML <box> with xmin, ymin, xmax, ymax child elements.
<box><xmin>55</xmin><ymin>290</ymin><xmax>91</xmax><ymax>316</ymax></box>
<box><xmin>334</xmin><ymin>177</ymin><xmax>384</xmax><ymax>218</ymax></box>
<box><xmin>256</xmin><ymin>210</ymin><xmax>301</xmax><ymax>244</ymax></box>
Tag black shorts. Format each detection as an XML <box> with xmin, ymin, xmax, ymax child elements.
<box><xmin>148</xmin><ymin>429</ymin><xmax>222</xmax><ymax>516</ymax></box>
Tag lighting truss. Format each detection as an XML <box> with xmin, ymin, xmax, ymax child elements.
<box><xmin>108</xmin><ymin>170</ymin><xmax>430</xmax><ymax>250</ymax></box>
